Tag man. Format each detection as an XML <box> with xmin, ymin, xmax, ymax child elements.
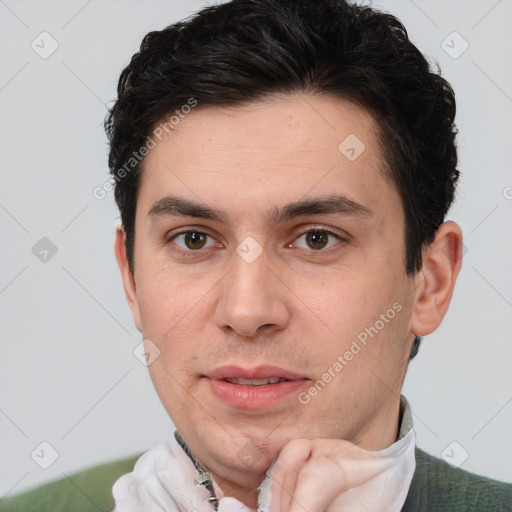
<box><xmin>2</xmin><ymin>0</ymin><xmax>510</xmax><ymax>511</ymax></box>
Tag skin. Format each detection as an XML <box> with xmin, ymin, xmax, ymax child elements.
<box><xmin>115</xmin><ymin>92</ymin><xmax>463</xmax><ymax>509</ymax></box>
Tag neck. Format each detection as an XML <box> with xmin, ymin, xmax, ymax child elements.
<box><xmin>212</xmin><ymin>473</ymin><xmax>261</xmax><ymax>509</ymax></box>
<box><xmin>351</xmin><ymin>396</ymin><xmax>402</xmax><ymax>450</ymax></box>
<box><xmin>175</xmin><ymin>430</ymin><xmax>265</xmax><ymax>509</ymax></box>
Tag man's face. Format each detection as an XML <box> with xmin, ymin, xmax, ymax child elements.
<box><xmin>124</xmin><ymin>93</ymin><xmax>417</xmax><ymax>485</ymax></box>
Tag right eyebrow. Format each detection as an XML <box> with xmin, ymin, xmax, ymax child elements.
<box><xmin>147</xmin><ymin>196</ymin><xmax>228</xmax><ymax>223</ymax></box>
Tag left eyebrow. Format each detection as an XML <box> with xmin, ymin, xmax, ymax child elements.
<box><xmin>147</xmin><ymin>193</ymin><xmax>374</xmax><ymax>225</ymax></box>
<box><xmin>266</xmin><ymin>194</ymin><xmax>374</xmax><ymax>225</ymax></box>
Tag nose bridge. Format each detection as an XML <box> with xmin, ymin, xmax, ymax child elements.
<box><xmin>215</xmin><ymin>240</ymin><xmax>289</xmax><ymax>337</ymax></box>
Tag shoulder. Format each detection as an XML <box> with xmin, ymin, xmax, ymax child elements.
<box><xmin>0</xmin><ymin>453</ymin><xmax>143</xmax><ymax>512</ymax></box>
<box><xmin>402</xmin><ymin>447</ymin><xmax>512</xmax><ymax>512</ymax></box>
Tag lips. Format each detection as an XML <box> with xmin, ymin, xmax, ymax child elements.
<box><xmin>224</xmin><ymin>377</ymin><xmax>288</xmax><ymax>386</ymax></box>
<box><xmin>207</xmin><ymin>365</ymin><xmax>306</xmax><ymax>381</ymax></box>
<box><xmin>205</xmin><ymin>365</ymin><xmax>309</xmax><ymax>410</ymax></box>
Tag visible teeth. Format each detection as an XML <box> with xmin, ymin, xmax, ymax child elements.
<box><xmin>224</xmin><ymin>377</ymin><xmax>287</xmax><ymax>386</ymax></box>
<box><xmin>249</xmin><ymin>378</ymin><xmax>270</xmax><ymax>386</ymax></box>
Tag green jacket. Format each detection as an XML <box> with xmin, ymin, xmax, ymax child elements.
<box><xmin>1</xmin><ymin>447</ymin><xmax>510</xmax><ymax>511</ymax></box>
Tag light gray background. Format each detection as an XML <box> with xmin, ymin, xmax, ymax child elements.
<box><xmin>1</xmin><ymin>0</ymin><xmax>511</xmax><ymax>498</ymax></box>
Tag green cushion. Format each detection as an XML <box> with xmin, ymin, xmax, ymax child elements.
<box><xmin>0</xmin><ymin>453</ymin><xmax>142</xmax><ymax>512</ymax></box>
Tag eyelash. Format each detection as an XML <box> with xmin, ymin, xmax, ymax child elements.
<box><xmin>166</xmin><ymin>226</ymin><xmax>348</xmax><ymax>256</ymax></box>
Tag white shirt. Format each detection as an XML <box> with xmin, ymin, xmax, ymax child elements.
<box><xmin>111</xmin><ymin>395</ymin><xmax>416</xmax><ymax>512</ymax></box>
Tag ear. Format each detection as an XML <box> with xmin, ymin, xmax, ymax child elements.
<box><xmin>115</xmin><ymin>225</ymin><xmax>142</xmax><ymax>332</ymax></box>
<box><xmin>410</xmin><ymin>221</ymin><xmax>463</xmax><ymax>336</ymax></box>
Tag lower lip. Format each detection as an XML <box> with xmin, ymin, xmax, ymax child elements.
<box><xmin>206</xmin><ymin>378</ymin><xmax>309</xmax><ymax>410</ymax></box>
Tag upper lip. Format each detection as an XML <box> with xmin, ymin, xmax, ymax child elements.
<box><xmin>207</xmin><ymin>365</ymin><xmax>307</xmax><ymax>381</ymax></box>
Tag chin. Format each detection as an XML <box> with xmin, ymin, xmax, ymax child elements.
<box><xmin>208</xmin><ymin>435</ymin><xmax>280</xmax><ymax>475</ymax></box>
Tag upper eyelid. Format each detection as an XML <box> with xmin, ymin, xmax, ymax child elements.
<box><xmin>168</xmin><ymin>225</ymin><xmax>348</xmax><ymax>248</ymax></box>
<box><xmin>168</xmin><ymin>224</ymin><xmax>347</xmax><ymax>238</ymax></box>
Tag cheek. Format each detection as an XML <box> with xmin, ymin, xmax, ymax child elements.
<box><xmin>135</xmin><ymin>269</ymin><xmax>197</xmax><ymax>350</ymax></box>
<box><xmin>301</xmin><ymin>260</ymin><xmax>410</xmax><ymax>360</ymax></box>
<box><xmin>308</xmin><ymin>270</ymin><xmax>396</xmax><ymax>329</ymax></box>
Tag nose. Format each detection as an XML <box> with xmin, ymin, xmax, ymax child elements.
<box><xmin>214</xmin><ymin>247</ymin><xmax>290</xmax><ymax>338</ymax></box>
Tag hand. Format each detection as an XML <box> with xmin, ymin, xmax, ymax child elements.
<box><xmin>267</xmin><ymin>438</ymin><xmax>394</xmax><ymax>512</ymax></box>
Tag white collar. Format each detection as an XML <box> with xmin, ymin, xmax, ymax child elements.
<box><xmin>112</xmin><ymin>395</ymin><xmax>416</xmax><ymax>512</ymax></box>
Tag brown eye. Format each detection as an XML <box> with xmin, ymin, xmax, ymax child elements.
<box><xmin>305</xmin><ymin>231</ymin><xmax>330</xmax><ymax>250</ymax></box>
<box><xmin>170</xmin><ymin>231</ymin><xmax>215</xmax><ymax>251</ymax></box>
<box><xmin>293</xmin><ymin>229</ymin><xmax>343</xmax><ymax>251</ymax></box>
<box><xmin>184</xmin><ymin>232</ymin><xmax>207</xmax><ymax>250</ymax></box>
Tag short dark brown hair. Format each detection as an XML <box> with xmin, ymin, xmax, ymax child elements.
<box><xmin>105</xmin><ymin>0</ymin><xmax>460</xmax><ymax>359</ymax></box>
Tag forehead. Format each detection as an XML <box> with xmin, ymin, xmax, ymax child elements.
<box><xmin>137</xmin><ymin>93</ymin><xmax>400</xmax><ymax>226</ymax></box>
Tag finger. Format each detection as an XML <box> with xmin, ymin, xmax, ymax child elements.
<box><xmin>280</xmin><ymin>470</ymin><xmax>298</xmax><ymax>512</ymax></box>
<box><xmin>287</xmin><ymin>454</ymin><xmax>346</xmax><ymax>512</ymax></box>
<box><xmin>268</xmin><ymin>439</ymin><xmax>312</xmax><ymax>512</ymax></box>
<box><xmin>286</xmin><ymin>443</ymin><xmax>390</xmax><ymax>512</ymax></box>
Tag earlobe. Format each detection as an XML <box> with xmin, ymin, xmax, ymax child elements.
<box><xmin>114</xmin><ymin>225</ymin><xmax>142</xmax><ymax>332</ymax></box>
<box><xmin>410</xmin><ymin>221</ymin><xmax>463</xmax><ymax>337</ymax></box>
